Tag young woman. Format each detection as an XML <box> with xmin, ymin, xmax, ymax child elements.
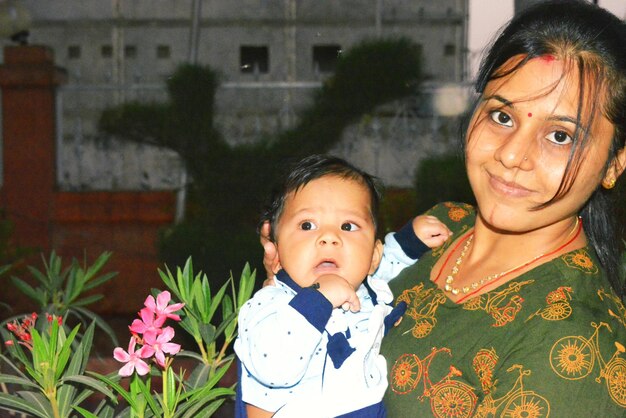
<box><xmin>381</xmin><ymin>1</ymin><xmax>626</xmax><ymax>416</ymax></box>
<box><xmin>261</xmin><ymin>1</ymin><xmax>626</xmax><ymax>416</ymax></box>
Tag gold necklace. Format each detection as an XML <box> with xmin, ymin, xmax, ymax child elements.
<box><xmin>443</xmin><ymin>217</ymin><xmax>582</xmax><ymax>297</ymax></box>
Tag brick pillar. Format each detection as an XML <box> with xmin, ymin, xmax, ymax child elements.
<box><xmin>0</xmin><ymin>46</ymin><xmax>67</xmax><ymax>251</ymax></box>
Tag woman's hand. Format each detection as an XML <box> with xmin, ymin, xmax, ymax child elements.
<box><xmin>260</xmin><ymin>221</ymin><xmax>281</xmax><ymax>286</ymax></box>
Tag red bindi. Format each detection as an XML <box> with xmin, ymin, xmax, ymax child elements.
<box><xmin>540</xmin><ymin>54</ymin><xmax>556</xmax><ymax>63</ymax></box>
<box><xmin>528</xmin><ymin>112</ymin><xmax>532</xmax><ymax>118</ymax></box>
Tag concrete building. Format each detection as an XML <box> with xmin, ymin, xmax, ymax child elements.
<box><xmin>0</xmin><ymin>0</ymin><xmax>470</xmax><ymax>189</ymax></box>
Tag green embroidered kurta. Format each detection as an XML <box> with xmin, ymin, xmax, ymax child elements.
<box><xmin>382</xmin><ymin>202</ymin><xmax>626</xmax><ymax>417</ymax></box>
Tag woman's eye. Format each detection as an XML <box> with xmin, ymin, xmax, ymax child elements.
<box><xmin>489</xmin><ymin>110</ymin><xmax>513</xmax><ymax>127</ymax></box>
<box><xmin>545</xmin><ymin>130</ymin><xmax>573</xmax><ymax>145</ymax></box>
<box><xmin>300</xmin><ymin>221</ymin><xmax>317</xmax><ymax>231</ymax></box>
<box><xmin>341</xmin><ymin>222</ymin><xmax>360</xmax><ymax>232</ymax></box>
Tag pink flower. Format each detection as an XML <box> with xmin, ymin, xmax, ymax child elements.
<box><xmin>129</xmin><ymin>307</ymin><xmax>166</xmax><ymax>340</ymax></box>
<box><xmin>144</xmin><ymin>291</ymin><xmax>185</xmax><ymax>323</ymax></box>
<box><xmin>113</xmin><ymin>336</ymin><xmax>152</xmax><ymax>377</ymax></box>
<box><xmin>143</xmin><ymin>326</ymin><xmax>181</xmax><ymax>367</ymax></box>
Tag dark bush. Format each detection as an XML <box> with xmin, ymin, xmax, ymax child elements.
<box><xmin>413</xmin><ymin>153</ymin><xmax>475</xmax><ymax>214</ymax></box>
<box><xmin>99</xmin><ymin>37</ymin><xmax>424</xmax><ymax>286</ymax></box>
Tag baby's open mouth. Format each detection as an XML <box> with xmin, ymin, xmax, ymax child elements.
<box><xmin>316</xmin><ymin>260</ymin><xmax>338</xmax><ymax>269</ymax></box>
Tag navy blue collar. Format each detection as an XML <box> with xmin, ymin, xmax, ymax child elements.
<box><xmin>275</xmin><ymin>269</ymin><xmax>302</xmax><ymax>292</ymax></box>
<box><xmin>276</xmin><ymin>269</ymin><xmax>378</xmax><ymax>303</ymax></box>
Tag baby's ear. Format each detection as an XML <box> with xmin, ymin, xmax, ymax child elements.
<box><xmin>368</xmin><ymin>239</ymin><xmax>384</xmax><ymax>275</ymax></box>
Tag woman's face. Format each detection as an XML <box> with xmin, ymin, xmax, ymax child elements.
<box><xmin>466</xmin><ymin>55</ymin><xmax>615</xmax><ymax>232</ymax></box>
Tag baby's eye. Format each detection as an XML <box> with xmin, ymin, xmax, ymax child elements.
<box><xmin>545</xmin><ymin>130</ymin><xmax>572</xmax><ymax>145</ymax></box>
<box><xmin>300</xmin><ymin>221</ymin><xmax>318</xmax><ymax>231</ymax></box>
<box><xmin>341</xmin><ymin>222</ymin><xmax>360</xmax><ymax>232</ymax></box>
<box><xmin>489</xmin><ymin>110</ymin><xmax>513</xmax><ymax>127</ymax></box>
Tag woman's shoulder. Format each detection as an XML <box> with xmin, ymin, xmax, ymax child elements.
<box><xmin>423</xmin><ymin>202</ymin><xmax>476</xmax><ymax>233</ymax></box>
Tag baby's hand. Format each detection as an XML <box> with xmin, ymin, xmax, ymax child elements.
<box><xmin>314</xmin><ymin>274</ymin><xmax>361</xmax><ymax>312</ymax></box>
<box><xmin>412</xmin><ymin>215</ymin><xmax>452</xmax><ymax>248</ymax></box>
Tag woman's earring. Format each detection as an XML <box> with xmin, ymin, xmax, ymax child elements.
<box><xmin>602</xmin><ymin>178</ymin><xmax>616</xmax><ymax>189</ymax></box>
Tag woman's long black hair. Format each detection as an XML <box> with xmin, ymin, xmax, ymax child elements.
<box><xmin>467</xmin><ymin>0</ymin><xmax>626</xmax><ymax>298</ymax></box>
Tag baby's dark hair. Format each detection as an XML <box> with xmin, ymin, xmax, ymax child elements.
<box><xmin>260</xmin><ymin>154</ymin><xmax>383</xmax><ymax>242</ymax></box>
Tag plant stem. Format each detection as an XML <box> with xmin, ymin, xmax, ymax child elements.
<box><xmin>46</xmin><ymin>390</ymin><xmax>61</xmax><ymax>418</ymax></box>
<box><xmin>212</xmin><ymin>338</ymin><xmax>232</xmax><ymax>375</ymax></box>
<box><xmin>163</xmin><ymin>364</ymin><xmax>171</xmax><ymax>418</ymax></box>
<box><xmin>195</xmin><ymin>336</ymin><xmax>209</xmax><ymax>364</ymax></box>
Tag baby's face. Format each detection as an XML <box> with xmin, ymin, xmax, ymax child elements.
<box><xmin>274</xmin><ymin>175</ymin><xmax>381</xmax><ymax>290</ymax></box>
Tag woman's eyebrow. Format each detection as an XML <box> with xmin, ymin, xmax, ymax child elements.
<box><xmin>483</xmin><ymin>94</ymin><xmax>513</xmax><ymax>107</ymax></box>
<box><xmin>547</xmin><ymin>115</ymin><xmax>579</xmax><ymax>125</ymax></box>
<box><xmin>484</xmin><ymin>95</ymin><xmax>582</xmax><ymax>127</ymax></box>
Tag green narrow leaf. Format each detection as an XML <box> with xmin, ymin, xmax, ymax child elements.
<box><xmin>26</xmin><ymin>264</ymin><xmax>49</xmax><ymax>288</ymax></box>
<box><xmin>136</xmin><ymin>376</ymin><xmax>160</xmax><ymax>416</ymax></box>
<box><xmin>73</xmin><ymin>405</ymin><xmax>99</xmax><ymax>418</ymax></box>
<box><xmin>165</xmin><ymin>367</ymin><xmax>177</xmax><ymax>412</ymax></box>
<box><xmin>49</xmin><ymin>318</ymin><xmax>60</xmax><ymax>359</ymax></box>
<box><xmin>179</xmin><ymin>359</ymin><xmax>233</xmax><ymax>401</ymax></box>
<box><xmin>159</xmin><ymin>266</ymin><xmax>183</xmax><ymax>301</ymax></box>
<box><xmin>10</xmin><ymin>277</ymin><xmax>44</xmax><ymax>306</ymax></box>
<box><xmin>0</xmin><ymin>352</ymin><xmax>31</xmax><ymax>378</ymax></box>
<box><xmin>87</xmin><ymin>399</ymin><xmax>116</xmax><ymax>418</ymax></box>
<box><xmin>73</xmin><ymin>307</ymin><xmax>119</xmax><ymax>346</ymax></box>
<box><xmin>180</xmin><ymin>258</ymin><xmax>194</xmax><ymax>301</ymax></box>
<box><xmin>198</xmin><ymin>323</ymin><xmax>217</xmax><ymax>346</ymax></box>
<box><xmin>77</xmin><ymin>322</ymin><xmax>96</xmax><ymax>373</ymax></box>
<box><xmin>0</xmin><ymin>375</ymin><xmax>40</xmax><ymax>389</ymax></box>
<box><xmin>205</xmin><ymin>279</ymin><xmax>229</xmax><ymax>324</ymax></box>
<box><xmin>82</xmin><ymin>251</ymin><xmax>113</xmax><ymax>282</ymax></box>
<box><xmin>178</xmin><ymin>396</ymin><xmax>227</xmax><ymax>418</ymax></box>
<box><xmin>237</xmin><ymin>264</ymin><xmax>256</xmax><ymax>309</ymax></box>
<box><xmin>175</xmin><ymin>350</ymin><xmax>204</xmax><ymax>363</ymax></box>
<box><xmin>30</xmin><ymin>329</ymin><xmax>48</xmax><ymax>377</ymax></box>
<box><xmin>191</xmin><ymin>278</ymin><xmax>205</xmax><ymax>318</ymax></box>
<box><xmin>82</xmin><ymin>271</ymin><xmax>117</xmax><ymax>292</ymax></box>
<box><xmin>55</xmin><ymin>324</ymin><xmax>81</xmax><ymax>380</ymax></box>
<box><xmin>65</xmin><ymin>263</ymin><xmax>80</xmax><ymax>304</ymax></box>
<box><xmin>71</xmin><ymin>294</ymin><xmax>104</xmax><ymax>308</ymax></box>
<box><xmin>16</xmin><ymin>391</ymin><xmax>51</xmax><ymax>418</ymax></box>
<box><xmin>56</xmin><ymin>380</ymin><xmax>78</xmax><ymax>418</ymax></box>
<box><xmin>185</xmin><ymin>363</ymin><xmax>209</xmax><ymax>389</ymax></box>
<box><xmin>0</xmin><ymin>392</ymin><xmax>48</xmax><ymax>418</ymax></box>
<box><xmin>61</xmin><ymin>375</ymin><xmax>117</xmax><ymax>401</ymax></box>
<box><xmin>87</xmin><ymin>371</ymin><xmax>136</xmax><ymax>409</ymax></box>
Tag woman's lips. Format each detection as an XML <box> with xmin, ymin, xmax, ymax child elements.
<box><xmin>488</xmin><ymin>172</ymin><xmax>534</xmax><ymax>197</ymax></box>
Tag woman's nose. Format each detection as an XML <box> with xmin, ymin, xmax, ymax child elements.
<box><xmin>494</xmin><ymin>128</ymin><xmax>534</xmax><ymax>170</ymax></box>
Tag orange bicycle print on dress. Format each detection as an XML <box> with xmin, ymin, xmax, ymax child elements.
<box><xmin>526</xmin><ymin>286</ymin><xmax>573</xmax><ymax>322</ymax></box>
<box><xmin>597</xmin><ymin>288</ymin><xmax>626</xmax><ymax>328</ymax></box>
<box><xmin>561</xmin><ymin>249</ymin><xmax>598</xmax><ymax>274</ymax></box>
<box><xmin>462</xmin><ymin>280</ymin><xmax>533</xmax><ymax>327</ymax></box>
<box><xmin>443</xmin><ymin>202</ymin><xmax>472</xmax><ymax>223</ymax></box>
<box><xmin>473</xmin><ymin>364</ymin><xmax>551</xmax><ymax>418</ymax></box>
<box><xmin>549</xmin><ymin>321</ymin><xmax>626</xmax><ymax>407</ymax></box>
<box><xmin>397</xmin><ymin>284</ymin><xmax>447</xmax><ymax>338</ymax></box>
<box><xmin>472</xmin><ymin>348</ymin><xmax>499</xmax><ymax>394</ymax></box>
<box><xmin>391</xmin><ymin>347</ymin><xmax>477</xmax><ymax>418</ymax></box>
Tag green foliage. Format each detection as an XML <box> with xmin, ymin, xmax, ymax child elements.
<box><xmin>88</xmin><ymin>259</ymin><xmax>256</xmax><ymax>418</ymax></box>
<box><xmin>7</xmin><ymin>252</ymin><xmax>118</xmax><ymax>344</ymax></box>
<box><xmin>272</xmin><ymin>37</ymin><xmax>422</xmax><ymax>159</ymax></box>
<box><xmin>1</xmin><ymin>257</ymin><xmax>256</xmax><ymax>417</ymax></box>
<box><xmin>379</xmin><ymin>188</ymin><xmax>418</xmax><ymax>235</ymax></box>
<box><xmin>413</xmin><ymin>153</ymin><xmax>475</xmax><ymax>214</ymax></box>
<box><xmin>98</xmin><ymin>37</ymin><xmax>424</xmax><ymax>285</ymax></box>
<box><xmin>0</xmin><ymin>320</ymin><xmax>116</xmax><ymax>418</ymax></box>
<box><xmin>158</xmin><ymin>258</ymin><xmax>255</xmax><ymax>367</ymax></box>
